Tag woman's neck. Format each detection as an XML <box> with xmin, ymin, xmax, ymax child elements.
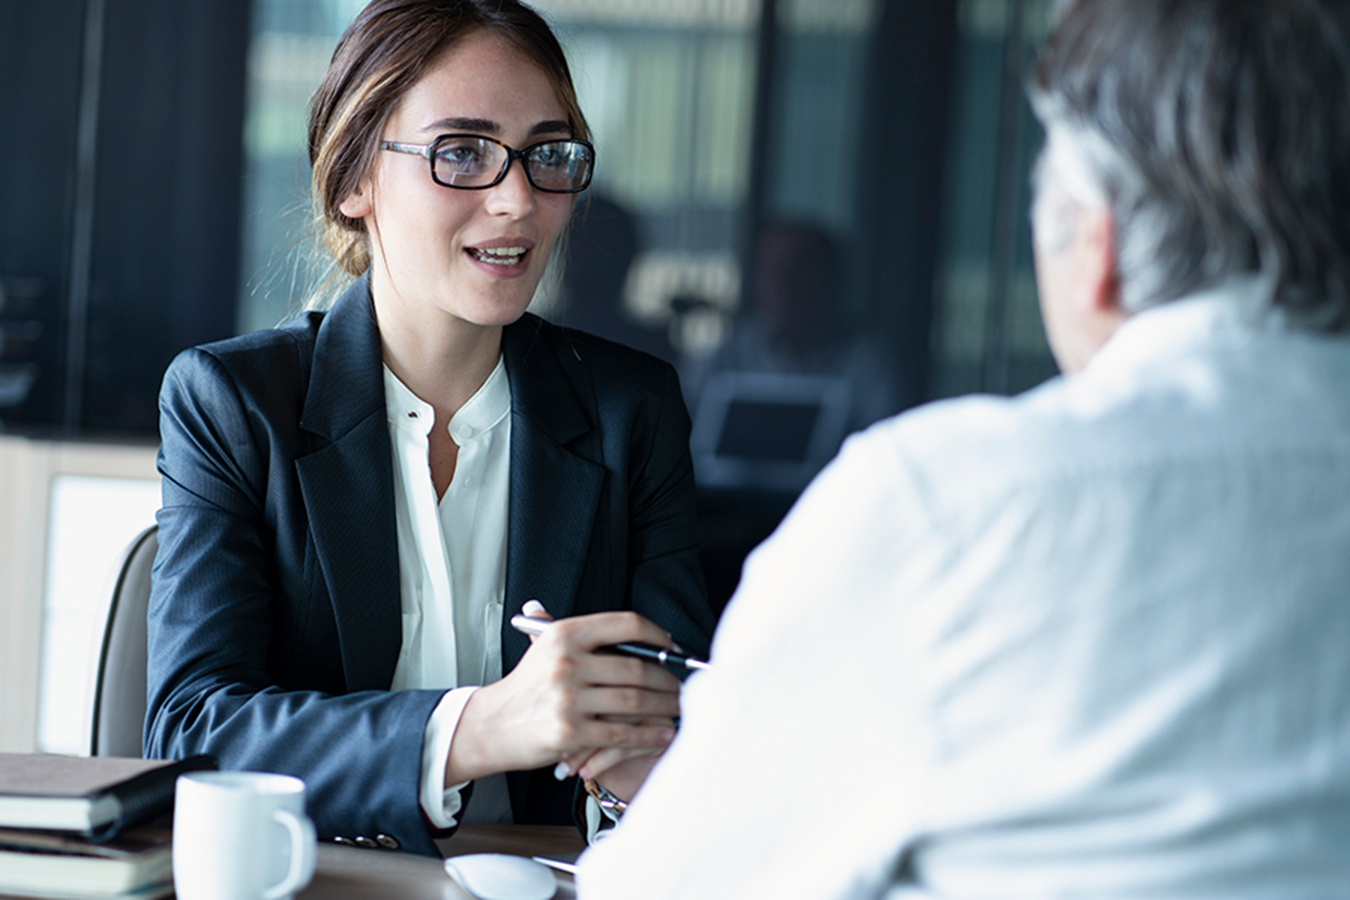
<box><xmin>372</xmin><ymin>287</ymin><xmax>506</xmax><ymax>422</ymax></box>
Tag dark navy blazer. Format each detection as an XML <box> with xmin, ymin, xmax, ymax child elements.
<box><xmin>145</xmin><ymin>277</ymin><xmax>714</xmax><ymax>856</ymax></box>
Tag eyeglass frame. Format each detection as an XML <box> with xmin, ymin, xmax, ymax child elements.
<box><xmin>379</xmin><ymin>133</ymin><xmax>596</xmax><ymax>194</ymax></box>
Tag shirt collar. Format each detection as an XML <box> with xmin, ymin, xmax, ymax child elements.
<box><xmin>384</xmin><ymin>365</ymin><xmax>433</xmax><ymax>436</ymax></box>
<box><xmin>1086</xmin><ymin>274</ymin><xmax>1286</xmax><ymax>376</ymax></box>
<box><xmin>383</xmin><ymin>355</ymin><xmax>512</xmax><ymax>443</ymax></box>
<box><xmin>448</xmin><ymin>355</ymin><xmax>511</xmax><ymax>444</ymax></box>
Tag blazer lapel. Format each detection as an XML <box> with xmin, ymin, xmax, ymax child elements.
<box><xmin>501</xmin><ymin>317</ymin><xmax>604</xmax><ymax>672</ymax></box>
<box><xmin>294</xmin><ymin>277</ymin><xmax>402</xmax><ymax>692</ymax></box>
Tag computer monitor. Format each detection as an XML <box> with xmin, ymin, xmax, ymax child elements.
<box><xmin>690</xmin><ymin>371</ymin><xmax>851</xmax><ymax>494</ymax></box>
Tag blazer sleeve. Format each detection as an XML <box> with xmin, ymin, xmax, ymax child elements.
<box><xmin>145</xmin><ymin>346</ymin><xmax>447</xmax><ymax>856</ymax></box>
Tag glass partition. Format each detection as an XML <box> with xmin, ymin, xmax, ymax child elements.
<box><xmin>232</xmin><ymin>0</ymin><xmax>1058</xmax><ymax>610</ymax></box>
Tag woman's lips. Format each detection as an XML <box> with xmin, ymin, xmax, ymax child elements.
<box><xmin>467</xmin><ymin>245</ymin><xmax>528</xmax><ymax>266</ymax></box>
<box><xmin>461</xmin><ymin>242</ymin><xmax>529</xmax><ymax>275</ymax></box>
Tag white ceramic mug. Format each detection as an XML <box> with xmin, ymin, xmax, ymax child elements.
<box><xmin>173</xmin><ymin>771</ymin><xmax>316</xmax><ymax>900</ymax></box>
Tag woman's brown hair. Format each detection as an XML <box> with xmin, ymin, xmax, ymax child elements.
<box><xmin>307</xmin><ymin>0</ymin><xmax>590</xmax><ymax>280</ymax></box>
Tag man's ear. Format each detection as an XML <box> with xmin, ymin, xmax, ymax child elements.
<box><xmin>1080</xmin><ymin>206</ymin><xmax>1122</xmax><ymax>317</ymax></box>
<box><xmin>338</xmin><ymin>184</ymin><xmax>372</xmax><ymax>220</ymax></box>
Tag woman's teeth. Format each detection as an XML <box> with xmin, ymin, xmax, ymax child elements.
<box><xmin>470</xmin><ymin>246</ymin><xmax>527</xmax><ymax>266</ymax></box>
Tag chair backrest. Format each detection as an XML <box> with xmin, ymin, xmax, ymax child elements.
<box><xmin>90</xmin><ymin>525</ymin><xmax>157</xmax><ymax>757</ymax></box>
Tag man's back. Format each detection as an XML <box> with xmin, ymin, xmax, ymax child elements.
<box><xmin>581</xmin><ymin>278</ymin><xmax>1350</xmax><ymax>898</ymax></box>
<box><xmin>866</xmin><ymin>278</ymin><xmax>1350</xmax><ymax>896</ymax></box>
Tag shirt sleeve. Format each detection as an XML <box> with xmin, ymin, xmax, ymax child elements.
<box><xmin>419</xmin><ymin>686</ymin><xmax>479</xmax><ymax>829</ymax></box>
<box><xmin>584</xmin><ymin>795</ymin><xmax>621</xmax><ymax>844</ymax></box>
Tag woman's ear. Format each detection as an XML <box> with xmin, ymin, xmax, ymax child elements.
<box><xmin>338</xmin><ymin>184</ymin><xmax>372</xmax><ymax>220</ymax></box>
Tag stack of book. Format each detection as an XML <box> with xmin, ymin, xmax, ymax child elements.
<box><xmin>0</xmin><ymin>753</ymin><xmax>215</xmax><ymax>899</ymax></box>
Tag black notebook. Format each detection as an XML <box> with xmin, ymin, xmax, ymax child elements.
<box><xmin>0</xmin><ymin>753</ymin><xmax>216</xmax><ymax>839</ymax></box>
<box><xmin>0</xmin><ymin>817</ymin><xmax>174</xmax><ymax>899</ymax></box>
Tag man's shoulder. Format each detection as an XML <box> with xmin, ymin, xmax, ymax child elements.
<box><xmin>846</xmin><ymin>325</ymin><xmax>1350</xmax><ymax>512</ymax></box>
<box><xmin>829</xmin><ymin>372</ymin><xmax>1165</xmax><ymax>516</ymax></box>
<box><xmin>849</xmin><ymin>381</ymin><xmax>1072</xmax><ymax>470</ymax></box>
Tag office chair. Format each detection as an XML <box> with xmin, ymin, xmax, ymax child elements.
<box><xmin>90</xmin><ymin>525</ymin><xmax>157</xmax><ymax>757</ymax></box>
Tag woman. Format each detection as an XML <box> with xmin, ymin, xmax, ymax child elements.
<box><xmin>145</xmin><ymin>0</ymin><xmax>714</xmax><ymax>857</ymax></box>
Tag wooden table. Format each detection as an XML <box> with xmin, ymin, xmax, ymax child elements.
<box><xmin>299</xmin><ymin>824</ymin><xmax>585</xmax><ymax>899</ymax></box>
<box><xmin>0</xmin><ymin>824</ymin><xmax>579</xmax><ymax>900</ymax></box>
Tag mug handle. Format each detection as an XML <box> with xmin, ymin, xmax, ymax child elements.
<box><xmin>264</xmin><ymin>809</ymin><xmax>316</xmax><ymax>900</ymax></box>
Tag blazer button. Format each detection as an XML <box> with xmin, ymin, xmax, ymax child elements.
<box><xmin>354</xmin><ymin>836</ymin><xmax>378</xmax><ymax>849</ymax></box>
<box><xmin>376</xmin><ymin>834</ymin><xmax>400</xmax><ymax>850</ymax></box>
<box><xmin>333</xmin><ymin>836</ymin><xmax>356</xmax><ymax>846</ymax></box>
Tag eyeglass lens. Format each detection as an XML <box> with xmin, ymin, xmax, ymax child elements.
<box><xmin>432</xmin><ymin>136</ymin><xmax>592</xmax><ymax>192</ymax></box>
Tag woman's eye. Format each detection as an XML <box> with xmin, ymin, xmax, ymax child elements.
<box><xmin>437</xmin><ymin>142</ymin><xmax>489</xmax><ymax>172</ymax></box>
<box><xmin>531</xmin><ymin>146</ymin><xmax>568</xmax><ymax>170</ymax></box>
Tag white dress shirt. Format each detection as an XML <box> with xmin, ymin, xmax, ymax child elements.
<box><xmin>578</xmin><ymin>277</ymin><xmax>1350</xmax><ymax>898</ymax></box>
<box><xmin>384</xmin><ymin>358</ymin><xmax>513</xmax><ymax>827</ymax></box>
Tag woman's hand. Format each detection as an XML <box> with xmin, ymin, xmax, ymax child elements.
<box><xmin>444</xmin><ymin>606</ymin><xmax>683</xmax><ymax>786</ymax></box>
<box><xmin>538</xmin><ymin>602</ymin><xmax>673</xmax><ymax>802</ymax></box>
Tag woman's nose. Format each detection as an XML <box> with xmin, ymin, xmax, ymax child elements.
<box><xmin>484</xmin><ymin>157</ymin><xmax>538</xmax><ymax>218</ymax></box>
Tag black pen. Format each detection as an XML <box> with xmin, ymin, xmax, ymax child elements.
<box><xmin>510</xmin><ymin>614</ymin><xmax>711</xmax><ymax>672</ymax></box>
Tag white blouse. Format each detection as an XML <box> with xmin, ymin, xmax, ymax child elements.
<box><xmin>383</xmin><ymin>358</ymin><xmax>513</xmax><ymax>827</ymax></box>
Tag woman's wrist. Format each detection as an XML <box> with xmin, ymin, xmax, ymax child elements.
<box><xmin>581</xmin><ymin>751</ymin><xmax>662</xmax><ymax>803</ymax></box>
<box><xmin>443</xmin><ymin>681</ymin><xmax>512</xmax><ymax>785</ymax></box>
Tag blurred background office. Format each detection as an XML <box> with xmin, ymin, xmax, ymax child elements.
<box><xmin>0</xmin><ymin>0</ymin><xmax>1056</xmax><ymax>753</ymax></box>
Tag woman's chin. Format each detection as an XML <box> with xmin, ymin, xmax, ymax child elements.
<box><xmin>450</xmin><ymin>292</ymin><xmax>539</xmax><ymax>329</ymax></box>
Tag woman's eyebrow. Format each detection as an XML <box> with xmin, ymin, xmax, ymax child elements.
<box><xmin>424</xmin><ymin>116</ymin><xmax>498</xmax><ymax>134</ymax></box>
<box><xmin>421</xmin><ymin>117</ymin><xmax>573</xmax><ymax>138</ymax></box>
<box><xmin>528</xmin><ymin>119</ymin><xmax>573</xmax><ymax>138</ymax></box>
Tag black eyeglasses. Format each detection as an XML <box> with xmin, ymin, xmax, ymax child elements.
<box><xmin>380</xmin><ymin>134</ymin><xmax>595</xmax><ymax>194</ymax></box>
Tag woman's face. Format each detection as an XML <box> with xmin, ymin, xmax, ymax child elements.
<box><xmin>341</xmin><ymin>29</ymin><xmax>575</xmax><ymax>335</ymax></box>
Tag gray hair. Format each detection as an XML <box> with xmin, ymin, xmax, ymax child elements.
<box><xmin>1028</xmin><ymin>0</ymin><xmax>1350</xmax><ymax>331</ymax></box>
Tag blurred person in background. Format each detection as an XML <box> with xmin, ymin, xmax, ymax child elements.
<box><xmin>558</xmin><ymin>192</ymin><xmax>677</xmax><ymax>364</ymax></box>
<box><xmin>682</xmin><ymin>220</ymin><xmax>901</xmax><ymax>441</ymax></box>
<box><xmin>579</xmin><ymin>0</ymin><xmax>1350</xmax><ymax>896</ymax></box>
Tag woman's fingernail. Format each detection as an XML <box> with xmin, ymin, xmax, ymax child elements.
<box><xmin>523</xmin><ymin>599</ymin><xmax>547</xmax><ymax>617</ymax></box>
<box><xmin>554</xmin><ymin>761</ymin><xmax>571</xmax><ymax>780</ymax></box>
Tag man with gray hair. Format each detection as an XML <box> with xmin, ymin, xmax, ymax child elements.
<box><xmin>578</xmin><ymin>0</ymin><xmax>1350</xmax><ymax>897</ymax></box>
